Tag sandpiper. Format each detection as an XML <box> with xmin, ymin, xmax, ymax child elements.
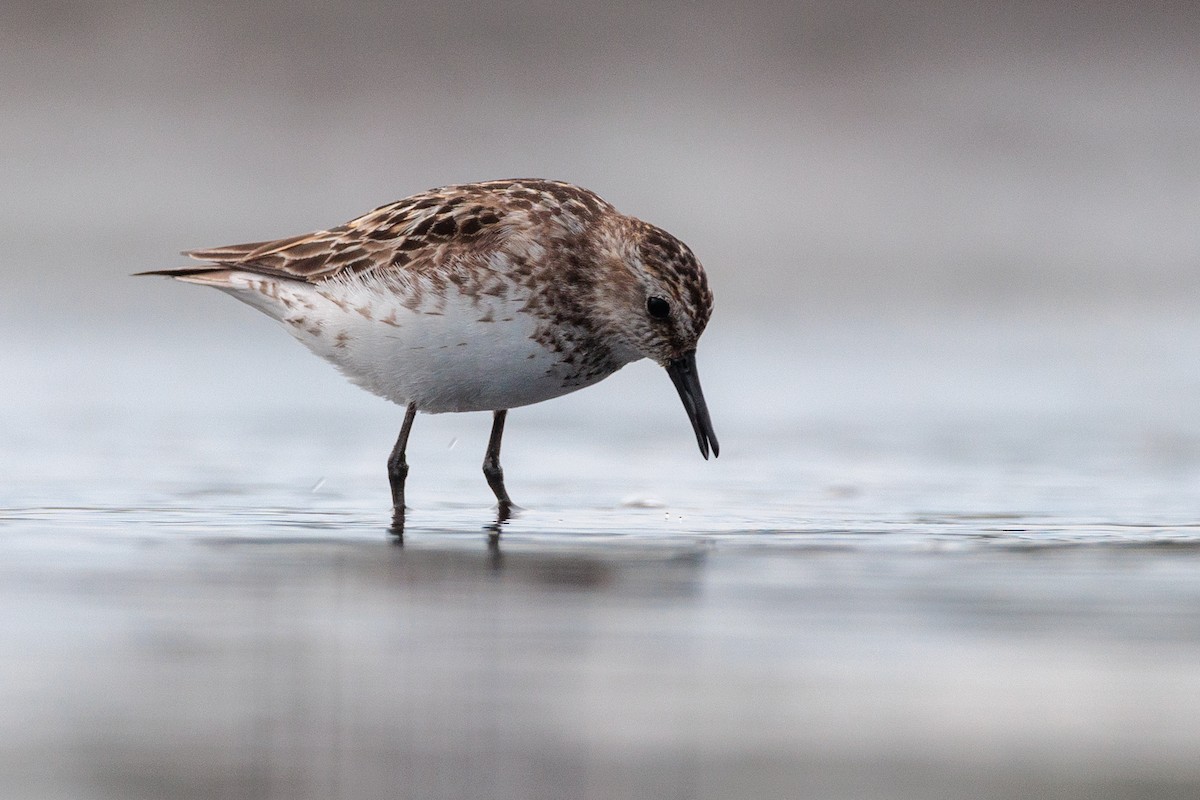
<box><xmin>139</xmin><ymin>179</ymin><xmax>718</xmax><ymax>520</ymax></box>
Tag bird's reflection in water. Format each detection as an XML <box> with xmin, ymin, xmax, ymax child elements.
<box><xmin>388</xmin><ymin>504</ymin><xmax>514</xmax><ymax>560</ymax></box>
<box><xmin>381</xmin><ymin>508</ymin><xmax>708</xmax><ymax>598</ymax></box>
<box><xmin>388</xmin><ymin>509</ymin><xmax>405</xmax><ymax>544</ymax></box>
<box><xmin>484</xmin><ymin>503</ymin><xmax>513</xmax><ymax>562</ymax></box>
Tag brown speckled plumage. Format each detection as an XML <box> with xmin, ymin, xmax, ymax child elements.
<box><xmin>186</xmin><ymin>180</ymin><xmax>615</xmax><ymax>283</ymax></box>
<box><xmin>171</xmin><ymin>179</ymin><xmax>714</xmax><ymax>386</ymax></box>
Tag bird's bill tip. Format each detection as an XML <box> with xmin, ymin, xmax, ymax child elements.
<box><xmin>666</xmin><ymin>351</ymin><xmax>719</xmax><ymax>460</ymax></box>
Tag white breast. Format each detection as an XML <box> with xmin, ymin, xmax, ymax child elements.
<box><xmin>217</xmin><ymin>271</ymin><xmax>618</xmax><ymax>413</ymax></box>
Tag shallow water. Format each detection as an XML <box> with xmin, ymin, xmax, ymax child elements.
<box><xmin>5</xmin><ymin>312</ymin><xmax>1200</xmax><ymax>799</ymax></box>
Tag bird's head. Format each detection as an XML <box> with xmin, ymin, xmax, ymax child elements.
<box><xmin>593</xmin><ymin>217</ymin><xmax>719</xmax><ymax>459</ymax></box>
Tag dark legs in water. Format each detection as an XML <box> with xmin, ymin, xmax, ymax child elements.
<box><xmin>387</xmin><ymin>403</ymin><xmax>418</xmax><ymax>524</ymax></box>
<box><xmin>389</xmin><ymin>405</ymin><xmax>515</xmax><ymax>536</ymax></box>
<box><xmin>483</xmin><ymin>410</ymin><xmax>514</xmax><ymax>515</ymax></box>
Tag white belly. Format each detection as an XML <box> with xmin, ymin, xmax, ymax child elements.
<box><xmin>219</xmin><ymin>271</ymin><xmax>620</xmax><ymax>412</ymax></box>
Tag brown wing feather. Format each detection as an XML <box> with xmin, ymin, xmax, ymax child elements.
<box><xmin>183</xmin><ymin>229</ymin><xmax>356</xmax><ymax>281</ymax></box>
<box><xmin>179</xmin><ymin>179</ymin><xmax>615</xmax><ymax>284</ymax></box>
<box><xmin>184</xmin><ymin>232</ymin><xmax>323</xmax><ymax>262</ymax></box>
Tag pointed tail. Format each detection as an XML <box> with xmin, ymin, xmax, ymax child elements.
<box><xmin>133</xmin><ymin>267</ymin><xmax>237</xmax><ymax>287</ymax></box>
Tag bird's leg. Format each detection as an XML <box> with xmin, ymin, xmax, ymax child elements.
<box><xmin>483</xmin><ymin>409</ymin><xmax>515</xmax><ymax>513</ymax></box>
<box><xmin>387</xmin><ymin>403</ymin><xmax>418</xmax><ymax>520</ymax></box>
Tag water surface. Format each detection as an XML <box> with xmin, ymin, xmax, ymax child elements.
<box><xmin>4</xmin><ymin>314</ymin><xmax>1200</xmax><ymax>798</ymax></box>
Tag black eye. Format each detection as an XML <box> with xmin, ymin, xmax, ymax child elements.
<box><xmin>646</xmin><ymin>296</ymin><xmax>671</xmax><ymax>319</ymax></box>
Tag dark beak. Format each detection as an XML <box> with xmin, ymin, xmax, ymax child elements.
<box><xmin>666</xmin><ymin>351</ymin><xmax>720</xmax><ymax>459</ymax></box>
